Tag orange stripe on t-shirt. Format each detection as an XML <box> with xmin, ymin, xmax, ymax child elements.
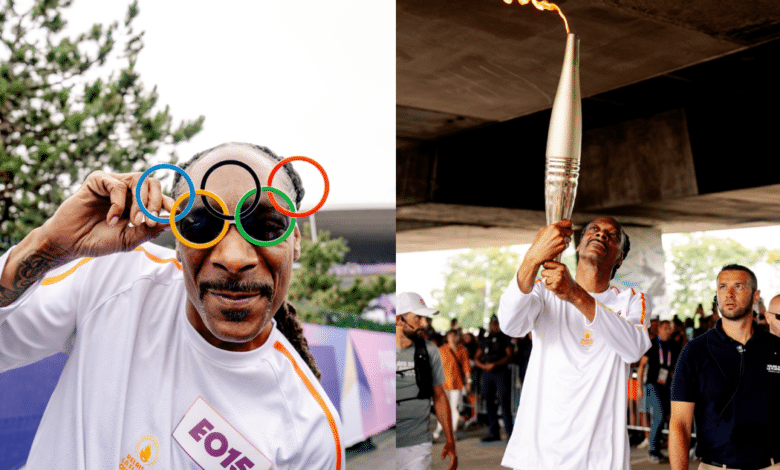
<box><xmin>133</xmin><ymin>246</ymin><xmax>182</xmax><ymax>270</ymax></box>
<box><xmin>274</xmin><ymin>341</ymin><xmax>342</xmax><ymax>470</ymax></box>
<box><xmin>640</xmin><ymin>293</ymin><xmax>647</xmax><ymax>325</ymax></box>
<box><xmin>41</xmin><ymin>257</ymin><xmax>95</xmax><ymax>285</ymax></box>
<box><xmin>41</xmin><ymin>246</ymin><xmax>182</xmax><ymax>285</ymax></box>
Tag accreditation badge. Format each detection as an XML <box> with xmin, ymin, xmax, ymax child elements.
<box><xmin>173</xmin><ymin>397</ymin><xmax>272</xmax><ymax>470</ymax></box>
<box><xmin>657</xmin><ymin>367</ymin><xmax>669</xmax><ymax>385</ymax></box>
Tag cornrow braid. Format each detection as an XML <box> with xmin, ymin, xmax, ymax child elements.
<box><xmin>170</xmin><ymin>142</ymin><xmax>305</xmax><ymax>207</ymax></box>
<box><xmin>275</xmin><ymin>301</ymin><xmax>321</xmax><ymax>380</ymax></box>
<box><xmin>167</xmin><ymin>143</ymin><xmax>318</xmax><ymax>380</ymax></box>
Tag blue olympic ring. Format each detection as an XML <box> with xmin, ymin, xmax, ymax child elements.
<box><xmin>136</xmin><ymin>164</ymin><xmax>195</xmax><ymax>223</ymax></box>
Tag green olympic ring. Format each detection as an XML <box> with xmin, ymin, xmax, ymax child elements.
<box><xmin>235</xmin><ymin>187</ymin><xmax>297</xmax><ymax>247</ymax></box>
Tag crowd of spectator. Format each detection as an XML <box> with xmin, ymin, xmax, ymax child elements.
<box><xmin>417</xmin><ymin>291</ymin><xmax>780</xmax><ymax>467</ymax></box>
<box><xmin>421</xmin><ymin>316</ymin><xmax>532</xmax><ymax>445</ymax></box>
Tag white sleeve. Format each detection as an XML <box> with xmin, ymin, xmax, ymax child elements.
<box><xmin>588</xmin><ymin>290</ymin><xmax>651</xmax><ymax>364</ymax></box>
<box><xmin>497</xmin><ymin>279</ymin><xmax>546</xmax><ymax>338</ymax></box>
<box><xmin>0</xmin><ymin>246</ymin><xmax>91</xmax><ymax>372</ymax></box>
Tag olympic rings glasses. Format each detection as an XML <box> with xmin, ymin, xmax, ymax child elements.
<box><xmin>135</xmin><ymin>156</ymin><xmax>328</xmax><ymax>248</ymax></box>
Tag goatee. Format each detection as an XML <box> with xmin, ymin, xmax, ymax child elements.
<box><xmin>721</xmin><ymin>304</ymin><xmax>753</xmax><ymax>321</ymax></box>
<box><xmin>222</xmin><ymin>309</ymin><xmax>249</xmax><ymax>322</ymax></box>
<box><xmin>403</xmin><ymin>327</ymin><xmax>427</xmax><ymax>340</ymax></box>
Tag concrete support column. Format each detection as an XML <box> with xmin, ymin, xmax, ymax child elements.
<box><xmin>612</xmin><ymin>226</ymin><xmax>668</xmax><ymax>321</ymax></box>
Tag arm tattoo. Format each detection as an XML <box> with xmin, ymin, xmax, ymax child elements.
<box><xmin>0</xmin><ymin>249</ymin><xmax>60</xmax><ymax>307</ymax></box>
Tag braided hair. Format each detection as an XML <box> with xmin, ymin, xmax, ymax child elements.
<box><xmin>612</xmin><ymin>231</ymin><xmax>630</xmax><ymax>280</ymax></box>
<box><xmin>275</xmin><ymin>302</ymin><xmax>321</xmax><ymax>380</ymax></box>
<box><xmin>170</xmin><ymin>143</ymin><xmax>319</xmax><ymax>379</ymax></box>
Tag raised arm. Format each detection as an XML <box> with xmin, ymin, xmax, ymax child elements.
<box><xmin>0</xmin><ymin>229</ymin><xmax>69</xmax><ymax>307</ymax></box>
<box><xmin>1</xmin><ymin>171</ymin><xmax>173</xmax><ymax>371</ymax></box>
<box><xmin>499</xmin><ymin>220</ymin><xmax>573</xmax><ymax>337</ymax></box>
<box><xmin>0</xmin><ymin>171</ymin><xmax>172</xmax><ymax>308</ymax></box>
<box><xmin>515</xmin><ymin>220</ymin><xmax>572</xmax><ymax>294</ymax></box>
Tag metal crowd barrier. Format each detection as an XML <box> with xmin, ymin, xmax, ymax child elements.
<box><xmin>457</xmin><ymin>362</ymin><xmax>699</xmax><ymax>444</ymax></box>
<box><xmin>626</xmin><ymin>364</ymin><xmax>696</xmax><ymax>439</ymax></box>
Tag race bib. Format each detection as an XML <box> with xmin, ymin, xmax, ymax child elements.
<box><xmin>173</xmin><ymin>397</ymin><xmax>272</xmax><ymax>470</ymax></box>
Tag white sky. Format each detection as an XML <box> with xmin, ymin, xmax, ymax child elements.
<box><xmin>58</xmin><ymin>0</ymin><xmax>395</xmax><ymax>212</ymax></box>
<box><xmin>398</xmin><ymin>225</ymin><xmax>780</xmax><ymax>304</ymax></box>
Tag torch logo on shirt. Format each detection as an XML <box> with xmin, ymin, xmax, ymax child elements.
<box><xmin>137</xmin><ymin>435</ymin><xmax>159</xmax><ymax>465</ymax></box>
<box><xmin>118</xmin><ymin>434</ymin><xmax>159</xmax><ymax>469</ymax></box>
<box><xmin>580</xmin><ymin>329</ymin><xmax>594</xmax><ymax>346</ymax></box>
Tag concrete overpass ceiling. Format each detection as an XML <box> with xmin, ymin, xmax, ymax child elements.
<box><xmin>397</xmin><ymin>0</ymin><xmax>780</xmax><ymax>253</ymax></box>
<box><xmin>398</xmin><ymin>0</ymin><xmax>780</xmax><ymax>129</ymax></box>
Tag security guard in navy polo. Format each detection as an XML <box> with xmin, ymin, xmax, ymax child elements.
<box><xmin>669</xmin><ymin>264</ymin><xmax>780</xmax><ymax>470</ymax></box>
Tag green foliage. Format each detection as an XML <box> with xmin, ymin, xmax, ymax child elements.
<box><xmin>288</xmin><ymin>222</ymin><xmax>395</xmax><ymax>331</ymax></box>
<box><xmin>431</xmin><ymin>247</ymin><xmax>518</xmax><ymax>331</ymax></box>
<box><xmin>0</xmin><ymin>0</ymin><xmax>204</xmax><ymax>241</ymax></box>
<box><xmin>431</xmin><ymin>245</ymin><xmax>577</xmax><ymax>331</ymax></box>
<box><xmin>296</xmin><ymin>305</ymin><xmax>394</xmax><ymax>333</ymax></box>
<box><xmin>668</xmin><ymin>235</ymin><xmax>762</xmax><ymax>320</ymax></box>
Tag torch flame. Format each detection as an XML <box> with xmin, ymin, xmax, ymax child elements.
<box><xmin>503</xmin><ymin>0</ymin><xmax>570</xmax><ymax>34</ymax></box>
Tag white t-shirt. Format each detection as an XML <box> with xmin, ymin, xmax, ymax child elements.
<box><xmin>497</xmin><ymin>279</ymin><xmax>651</xmax><ymax>470</ymax></box>
<box><xmin>0</xmin><ymin>243</ymin><xmax>344</xmax><ymax>470</ymax></box>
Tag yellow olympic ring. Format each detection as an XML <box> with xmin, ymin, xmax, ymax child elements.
<box><xmin>169</xmin><ymin>190</ymin><xmax>230</xmax><ymax>249</ymax></box>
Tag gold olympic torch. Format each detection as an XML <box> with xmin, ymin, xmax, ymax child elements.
<box><xmin>545</xmin><ymin>33</ymin><xmax>581</xmax><ymax>261</ymax></box>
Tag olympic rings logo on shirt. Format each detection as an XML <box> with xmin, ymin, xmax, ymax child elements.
<box><xmin>135</xmin><ymin>156</ymin><xmax>329</xmax><ymax>249</ymax></box>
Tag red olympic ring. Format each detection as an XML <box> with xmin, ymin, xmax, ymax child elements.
<box><xmin>266</xmin><ymin>156</ymin><xmax>329</xmax><ymax>218</ymax></box>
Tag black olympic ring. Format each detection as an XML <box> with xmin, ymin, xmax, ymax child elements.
<box><xmin>199</xmin><ymin>159</ymin><xmax>264</xmax><ymax>221</ymax></box>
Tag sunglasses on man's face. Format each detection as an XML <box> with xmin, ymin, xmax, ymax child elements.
<box><xmin>175</xmin><ymin>205</ymin><xmax>290</xmax><ymax>245</ymax></box>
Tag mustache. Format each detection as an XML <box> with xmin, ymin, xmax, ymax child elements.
<box><xmin>199</xmin><ymin>279</ymin><xmax>274</xmax><ymax>302</ymax></box>
<box><xmin>403</xmin><ymin>327</ymin><xmax>427</xmax><ymax>339</ymax></box>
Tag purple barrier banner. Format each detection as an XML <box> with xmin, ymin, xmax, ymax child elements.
<box><xmin>348</xmin><ymin>329</ymin><xmax>395</xmax><ymax>438</ymax></box>
<box><xmin>302</xmin><ymin>323</ymin><xmax>395</xmax><ymax>447</ymax></box>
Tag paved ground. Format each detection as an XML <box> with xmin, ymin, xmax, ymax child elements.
<box><xmin>346</xmin><ymin>427</ymin><xmax>396</xmax><ymax>470</ymax></box>
<box><xmin>430</xmin><ymin>421</ymin><xmax>692</xmax><ymax>470</ymax></box>
<box><xmin>345</xmin><ymin>422</ymin><xmax>697</xmax><ymax>469</ymax></box>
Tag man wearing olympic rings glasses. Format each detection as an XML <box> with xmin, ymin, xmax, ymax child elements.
<box><xmin>0</xmin><ymin>142</ymin><xmax>344</xmax><ymax>469</ymax></box>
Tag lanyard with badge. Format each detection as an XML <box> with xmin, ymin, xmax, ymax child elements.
<box><xmin>656</xmin><ymin>340</ymin><xmax>672</xmax><ymax>385</ymax></box>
